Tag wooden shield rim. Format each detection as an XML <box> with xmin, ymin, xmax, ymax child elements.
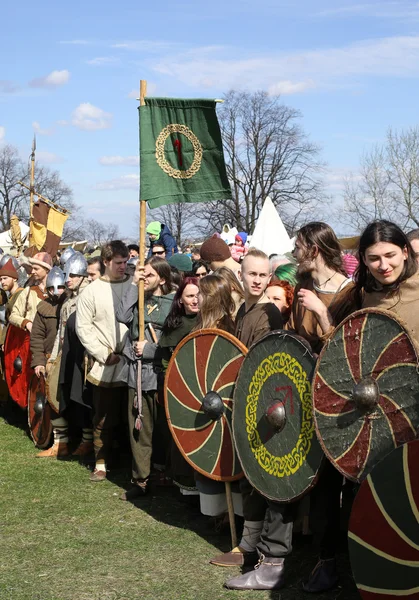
<box><xmin>348</xmin><ymin>439</ymin><xmax>419</xmax><ymax>599</ymax></box>
<box><xmin>4</xmin><ymin>325</ymin><xmax>32</xmax><ymax>408</ymax></box>
<box><xmin>232</xmin><ymin>330</ymin><xmax>323</xmax><ymax>503</ymax></box>
<box><xmin>27</xmin><ymin>374</ymin><xmax>52</xmax><ymax>448</ymax></box>
<box><xmin>313</xmin><ymin>307</ymin><xmax>419</xmax><ymax>483</ymax></box>
<box><xmin>164</xmin><ymin>328</ymin><xmax>247</xmax><ymax>482</ymax></box>
<box><xmin>45</xmin><ymin>350</ymin><xmax>62</xmax><ymax>412</ymax></box>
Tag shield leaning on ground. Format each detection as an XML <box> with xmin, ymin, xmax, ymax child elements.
<box><xmin>45</xmin><ymin>351</ymin><xmax>62</xmax><ymax>413</ymax></box>
<box><xmin>27</xmin><ymin>374</ymin><xmax>52</xmax><ymax>448</ymax></box>
<box><xmin>348</xmin><ymin>439</ymin><xmax>419</xmax><ymax>599</ymax></box>
<box><xmin>233</xmin><ymin>331</ymin><xmax>323</xmax><ymax>503</ymax></box>
<box><xmin>313</xmin><ymin>308</ymin><xmax>419</xmax><ymax>483</ymax></box>
<box><xmin>4</xmin><ymin>325</ymin><xmax>32</xmax><ymax>409</ymax></box>
<box><xmin>165</xmin><ymin>329</ymin><xmax>247</xmax><ymax>482</ymax></box>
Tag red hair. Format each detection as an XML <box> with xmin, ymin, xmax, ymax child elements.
<box><xmin>267</xmin><ymin>278</ymin><xmax>294</xmax><ymax>323</ymax></box>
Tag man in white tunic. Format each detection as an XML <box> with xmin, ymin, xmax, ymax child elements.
<box><xmin>76</xmin><ymin>241</ymin><xmax>131</xmax><ymax>482</ymax></box>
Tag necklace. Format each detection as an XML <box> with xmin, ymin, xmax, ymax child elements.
<box><xmin>316</xmin><ymin>273</ymin><xmax>336</xmax><ymax>288</ymax></box>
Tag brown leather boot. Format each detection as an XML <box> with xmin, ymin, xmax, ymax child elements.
<box><xmin>36</xmin><ymin>443</ymin><xmax>69</xmax><ymax>458</ymax></box>
<box><xmin>72</xmin><ymin>441</ymin><xmax>94</xmax><ymax>456</ymax></box>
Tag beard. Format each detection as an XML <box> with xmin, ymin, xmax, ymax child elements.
<box><xmin>296</xmin><ymin>260</ymin><xmax>313</xmax><ymax>284</ymax></box>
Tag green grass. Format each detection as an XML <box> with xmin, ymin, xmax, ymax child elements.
<box><xmin>0</xmin><ymin>415</ymin><xmax>359</xmax><ymax>600</ymax></box>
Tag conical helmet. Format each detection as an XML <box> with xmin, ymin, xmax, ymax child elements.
<box><xmin>60</xmin><ymin>247</ymin><xmax>76</xmax><ymax>268</ymax></box>
<box><xmin>46</xmin><ymin>266</ymin><xmax>66</xmax><ymax>296</ymax></box>
<box><xmin>64</xmin><ymin>252</ymin><xmax>87</xmax><ymax>279</ymax></box>
<box><xmin>0</xmin><ymin>254</ymin><xmax>19</xmax><ymax>271</ymax></box>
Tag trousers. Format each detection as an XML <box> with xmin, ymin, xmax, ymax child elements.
<box><xmin>92</xmin><ymin>385</ymin><xmax>127</xmax><ymax>463</ymax></box>
<box><xmin>128</xmin><ymin>388</ymin><xmax>170</xmax><ymax>481</ymax></box>
<box><xmin>257</xmin><ymin>501</ymin><xmax>297</xmax><ymax>557</ymax></box>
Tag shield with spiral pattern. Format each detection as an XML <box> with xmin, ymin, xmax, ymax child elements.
<box><xmin>233</xmin><ymin>331</ymin><xmax>323</xmax><ymax>502</ymax></box>
<box><xmin>164</xmin><ymin>328</ymin><xmax>247</xmax><ymax>482</ymax></box>
<box><xmin>349</xmin><ymin>439</ymin><xmax>419</xmax><ymax>599</ymax></box>
<box><xmin>313</xmin><ymin>308</ymin><xmax>419</xmax><ymax>483</ymax></box>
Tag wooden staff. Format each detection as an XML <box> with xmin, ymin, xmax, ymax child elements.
<box><xmin>29</xmin><ymin>135</ymin><xmax>36</xmax><ymax>246</ymax></box>
<box><xmin>225</xmin><ymin>481</ymin><xmax>238</xmax><ymax>549</ymax></box>
<box><xmin>138</xmin><ymin>79</ymin><xmax>147</xmax><ymax>340</ymax></box>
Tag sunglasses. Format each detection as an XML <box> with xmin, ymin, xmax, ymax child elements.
<box><xmin>152</xmin><ymin>250</ymin><xmax>165</xmax><ymax>255</ymax></box>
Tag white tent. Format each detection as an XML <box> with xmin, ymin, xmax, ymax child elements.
<box><xmin>250</xmin><ymin>197</ymin><xmax>293</xmax><ymax>256</ymax></box>
<box><xmin>0</xmin><ymin>221</ymin><xmax>29</xmax><ymax>253</ymax></box>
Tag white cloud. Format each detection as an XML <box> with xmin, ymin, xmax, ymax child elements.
<box><xmin>111</xmin><ymin>40</ymin><xmax>178</xmax><ymax>52</ymax></box>
<box><xmin>56</xmin><ymin>120</ymin><xmax>69</xmax><ymax>126</ymax></box>
<box><xmin>316</xmin><ymin>2</ymin><xmax>419</xmax><ymax>20</ymax></box>
<box><xmin>324</xmin><ymin>167</ymin><xmax>363</xmax><ymax>191</ymax></box>
<box><xmin>268</xmin><ymin>79</ymin><xmax>316</xmax><ymax>95</ymax></box>
<box><xmin>60</xmin><ymin>39</ymin><xmax>90</xmax><ymax>45</ymax></box>
<box><xmin>72</xmin><ymin>103</ymin><xmax>112</xmax><ymax>131</ymax></box>
<box><xmin>152</xmin><ymin>35</ymin><xmax>419</xmax><ymax>92</ymax></box>
<box><xmin>32</xmin><ymin>121</ymin><xmax>54</xmax><ymax>136</ymax></box>
<box><xmin>86</xmin><ymin>56</ymin><xmax>120</xmax><ymax>66</ymax></box>
<box><xmin>99</xmin><ymin>156</ymin><xmax>139</xmax><ymax>166</ymax></box>
<box><xmin>0</xmin><ymin>126</ymin><xmax>5</xmax><ymax>141</ymax></box>
<box><xmin>36</xmin><ymin>151</ymin><xmax>64</xmax><ymax>165</ymax></box>
<box><xmin>29</xmin><ymin>70</ymin><xmax>70</xmax><ymax>88</ymax></box>
<box><xmin>95</xmin><ymin>174</ymin><xmax>139</xmax><ymax>190</ymax></box>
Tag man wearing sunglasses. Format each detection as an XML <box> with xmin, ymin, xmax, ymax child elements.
<box><xmin>151</xmin><ymin>244</ymin><xmax>166</xmax><ymax>258</ymax></box>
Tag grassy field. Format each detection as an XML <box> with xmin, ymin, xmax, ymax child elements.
<box><xmin>0</xmin><ymin>412</ymin><xmax>359</xmax><ymax>600</ymax></box>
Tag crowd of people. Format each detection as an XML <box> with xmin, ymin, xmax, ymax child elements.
<box><xmin>1</xmin><ymin>216</ymin><xmax>419</xmax><ymax>593</ymax></box>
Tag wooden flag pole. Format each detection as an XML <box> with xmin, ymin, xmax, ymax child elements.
<box><xmin>138</xmin><ymin>80</ymin><xmax>147</xmax><ymax>340</ymax></box>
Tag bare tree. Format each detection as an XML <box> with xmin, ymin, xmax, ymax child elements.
<box><xmin>85</xmin><ymin>219</ymin><xmax>119</xmax><ymax>246</ymax></box>
<box><xmin>343</xmin><ymin>127</ymin><xmax>419</xmax><ymax>231</ymax></box>
<box><xmin>196</xmin><ymin>90</ymin><xmax>326</xmax><ymax>236</ymax></box>
<box><xmin>149</xmin><ymin>202</ymin><xmax>198</xmax><ymax>246</ymax></box>
<box><xmin>0</xmin><ymin>145</ymin><xmax>27</xmax><ymax>229</ymax></box>
<box><xmin>0</xmin><ymin>143</ymin><xmax>77</xmax><ymax>237</ymax></box>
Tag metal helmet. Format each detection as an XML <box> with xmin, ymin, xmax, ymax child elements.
<box><xmin>0</xmin><ymin>254</ymin><xmax>28</xmax><ymax>288</ymax></box>
<box><xmin>59</xmin><ymin>247</ymin><xmax>76</xmax><ymax>268</ymax></box>
<box><xmin>64</xmin><ymin>252</ymin><xmax>88</xmax><ymax>280</ymax></box>
<box><xmin>0</xmin><ymin>254</ymin><xmax>19</xmax><ymax>271</ymax></box>
<box><xmin>127</xmin><ymin>256</ymin><xmax>138</xmax><ymax>266</ymax></box>
<box><xmin>46</xmin><ymin>266</ymin><xmax>66</xmax><ymax>296</ymax></box>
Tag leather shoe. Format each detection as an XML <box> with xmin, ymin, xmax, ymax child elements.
<box><xmin>89</xmin><ymin>468</ymin><xmax>107</xmax><ymax>482</ymax></box>
<box><xmin>302</xmin><ymin>558</ymin><xmax>339</xmax><ymax>593</ymax></box>
<box><xmin>224</xmin><ymin>554</ymin><xmax>285</xmax><ymax>590</ymax></box>
<box><xmin>72</xmin><ymin>441</ymin><xmax>94</xmax><ymax>456</ymax></box>
<box><xmin>210</xmin><ymin>546</ymin><xmax>258</xmax><ymax>567</ymax></box>
<box><xmin>36</xmin><ymin>443</ymin><xmax>69</xmax><ymax>458</ymax></box>
<box><xmin>119</xmin><ymin>480</ymin><xmax>148</xmax><ymax>500</ymax></box>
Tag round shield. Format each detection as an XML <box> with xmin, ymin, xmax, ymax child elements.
<box><xmin>313</xmin><ymin>308</ymin><xmax>419</xmax><ymax>483</ymax></box>
<box><xmin>165</xmin><ymin>329</ymin><xmax>247</xmax><ymax>482</ymax></box>
<box><xmin>27</xmin><ymin>374</ymin><xmax>52</xmax><ymax>448</ymax></box>
<box><xmin>4</xmin><ymin>325</ymin><xmax>32</xmax><ymax>408</ymax></box>
<box><xmin>233</xmin><ymin>331</ymin><xmax>323</xmax><ymax>503</ymax></box>
<box><xmin>349</xmin><ymin>439</ymin><xmax>419</xmax><ymax>599</ymax></box>
<box><xmin>45</xmin><ymin>351</ymin><xmax>61</xmax><ymax>412</ymax></box>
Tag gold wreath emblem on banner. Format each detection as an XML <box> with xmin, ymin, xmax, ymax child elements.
<box><xmin>155</xmin><ymin>124</ymin><xmax>203</xmax><ymax>179</ymax></box>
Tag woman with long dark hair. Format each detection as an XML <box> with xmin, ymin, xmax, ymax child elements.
<box><xmin>159</xmin><ymin>277</ymin><xmax>200</xmax><ymax>494</ymax></box>
<box><xmin>354</xmin><ymin>220</ymin><xmax>418</xmax><ymax>329</ymax></box>
<box><xmin>301</xmin><ymin>220</ymin><xmax>419</xmax><ymax>593</ymax></box>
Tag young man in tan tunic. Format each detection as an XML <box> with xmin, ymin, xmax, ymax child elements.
<box><xmin>213</xmin><ymin>249</ymin><xmax>283</xmax><ymax>571</ymax></box>
<box><xmin>76</xmin><ymin>241</ymin><xmax>131</xmax><ymax>482</ymax></box>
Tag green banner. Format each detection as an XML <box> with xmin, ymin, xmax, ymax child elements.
<box><xmin>139</xmin><ymin>98</ymin><xmax>232</xmax><ymax>209</ymax></box>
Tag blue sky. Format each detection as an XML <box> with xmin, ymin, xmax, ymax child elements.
<box><xmin>1</xmin><ymin>0</ymin><xmax>419</xmax><ymax>237</ymax></box>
